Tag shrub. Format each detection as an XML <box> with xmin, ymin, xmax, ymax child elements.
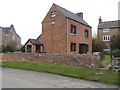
<box><xmin>21</xmin><ymin>46</ymin><xmax>25</xmax><ymax>52</ymax></box>
<box><xmin>111</xmin><ymin>49</ymin><xmax>120</xmax><ymax>57</ymax></box>
<box><xmin>0</xmin><ymin>45</ymin><xmax>14</xmax><ymax>53</ymax></box>
<box><xmin>110</xmin><ymin>35</ymin><xmax>120</xmax><ymax>51</ymax></box>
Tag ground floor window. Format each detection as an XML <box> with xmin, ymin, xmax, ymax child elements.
<box><xmin>103</xmin><ymin>45</ymin><xmax>110</xmax><ymax>51</ymax></box>
<box><xmin>70</xmin><ymin>43</ymin><xmax>76</xmax><ymax>51</ymax></box>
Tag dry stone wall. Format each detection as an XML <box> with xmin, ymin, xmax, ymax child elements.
<box><xmin>2</xmin><ymin>53</ymin><xmax>100</xmax><ymax>68</ymax></box>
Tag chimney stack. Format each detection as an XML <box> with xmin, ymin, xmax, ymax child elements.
<box><xmin>76</xmin><ymin>12</ymin><xmax>83</xmax><ymax>19</ymax></box>
<box><xmin>99</xmin><ymin>16</ymin><xmax>102</xmax><ymax>24</ymax></box>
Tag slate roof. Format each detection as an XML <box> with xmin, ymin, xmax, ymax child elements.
<box><xmin>29</xmin><ymin>39</ymin><xmax>43</xmax><ymax>45</ymax></box>
<box><xmin>2</xmin><ymin>27</ymin><xmax>11</xmax><ymax>34</ymax></box>
<box><xmin>98</xmin><ymin>20</ymin><xmax>120</xmax><ymax>29</ymax></box>
<box><xmin>1</xmin><ymin>26</ymin><xmax>21</xmax><ymax>38</ymax></box>
<box><xmin>55</xmin><ymin>4</ymin><xmax>91</xmax><ymax>27</ymax></box>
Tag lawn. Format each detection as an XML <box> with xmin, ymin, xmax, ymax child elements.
<box><xmin>100</xmin><ymin>55</ymin><xmax>111</xmax><ymax>68</ymax></box>
<box><xmin>1</xmin><ymin>61</ymin><xmax>118</xmax><ymax>85</ymax></box>
<box><xmin>0</xmin><ymin>62</ymin><xmax>2</xmax><ymax>66</ymax></box>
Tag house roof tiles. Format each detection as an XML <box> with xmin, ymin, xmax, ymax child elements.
<box><xmin>55</xmin><ymin>4</ymin><xmax>91</xmax><ymax>27</ymax></box>
<box><xmin>98</xmin><ymin>20</ymin><xmax>120</xmax><ymax>29</ymax></box>
<box><xmin>29</xmin><ymin>39</ymin><xmax>43</xmax><ymax>45</ymax></box>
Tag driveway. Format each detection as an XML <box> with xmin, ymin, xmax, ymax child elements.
<box><xmin>2</xmin><ymin>67</ymin><xmax>118</xmax><ymax>88</ymax></box>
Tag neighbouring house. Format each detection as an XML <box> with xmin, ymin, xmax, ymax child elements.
<box><xmin>25</xmin><ymin>3</ymin><xmax>92</xmax><ymax>54</ymax></box>
<box><xmin>0</xmin><ymin>25</ymin><xmax>21</xmax><ymax>50</ymax></box>
<box><xmin>97</xmin><ymin>17</ymin><xmax>120</xmax><ymax>52</ymax></box>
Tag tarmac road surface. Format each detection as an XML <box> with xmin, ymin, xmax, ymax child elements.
<box><xmin>2</xmin><ymin>67</ymin><xmax>118</xmax><ymax>88</ymax></box>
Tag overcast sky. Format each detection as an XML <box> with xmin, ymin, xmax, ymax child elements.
<box><xmin>0</xmin><ymin>0</ymin><xmax>119</xmax><ymax>44</ymax></box>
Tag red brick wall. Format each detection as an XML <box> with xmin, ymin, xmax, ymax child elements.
<box><xmin>67</xmin><ymin>19</ymin><xmax>92</xmax><ymax>54</ymax></box>
<box><xmin>25</xmin><ymin>41</ymin><xmax>36</xmax><ymax>53</ymax></box>
<box><xmin>2</xmin><ymin>53</ymin><xmax>100</xmax><ymax>68</ymax></box>
<box><xmin>38</xmin><ymin>4</ymin><xmax>67</xmax><ymax>54</ymax></box>
<box><xmin>38</xmin><ymin>4</ymin><xmax>92</xmax><ymax>54</ymax></box>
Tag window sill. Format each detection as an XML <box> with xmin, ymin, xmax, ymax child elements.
<box><xmin>103</xmin><ymin>40</ymin><xmax>110</xmax><ymax>41</ymax></box>
<box><xmin>70</xmin><ymin>33</ymin><xmax>76</xmax><ymax>35</ymax></box>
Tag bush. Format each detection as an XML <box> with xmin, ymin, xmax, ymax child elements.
<box><xmin>92</xmin><ymin>39</ymin><xmax>105</xmax><ymax>52</ymax></box>
<box><xmin>21</xmin><ymin>46</ymin><xmax>25</xmax><ymax>52</ymax></box>
<box><xmin>0</xmin><ymin>45</ymin><xmax>14</xmax><ymax>53</ymax></box>
<box><xmin>110</xmin><ymin>35</ymin><xmax>120</xmax><ymax>51</ymax></box>
<box><xmin>111</xmin><ymin>49</ymin><xmax>120</xmax><ymax>57</ymax></box>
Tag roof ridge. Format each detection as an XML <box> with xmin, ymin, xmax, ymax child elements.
<box><xmin>101</xmin><ymin>20</ymin><xmax>118</xmax><ymax>23</ymax></box>
<box><xmin>55</xmin><ymin>4</ymin><xmax>77</xmax><ymax>16</ymax></box>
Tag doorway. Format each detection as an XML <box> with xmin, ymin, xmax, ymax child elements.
<box><xmin>79</xmin><ymin>44</ymin><xmax>88</xmax><ymax>54</ymax></box>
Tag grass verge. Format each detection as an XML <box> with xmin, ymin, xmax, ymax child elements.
<box><xmin>2</xmin><ymin>61</ymin><xmax>118</xmax><ymax>85</ymax></box>
<box><xmin>0</xmin><ymin>62</ymin><xmax>2</xmax><ymax>66</ymax></box>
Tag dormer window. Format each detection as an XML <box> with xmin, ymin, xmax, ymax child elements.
<box><xmin>51</xmin><ymin>11</ymin><xmax>56</xmax><ymax>17</ymax></box>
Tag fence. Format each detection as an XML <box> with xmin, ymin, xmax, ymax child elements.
<box><xmin>112</xmin><ymin>56</ymin><xmax>120</xmax><ymax>73</ymax></box>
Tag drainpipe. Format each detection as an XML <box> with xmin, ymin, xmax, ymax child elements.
<box><xmin>66</xmin><ymin>18</ymin><xmax>68</xmax><ymax>54</ymax></box>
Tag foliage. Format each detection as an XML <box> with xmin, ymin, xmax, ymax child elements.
<box><xmin>21</xmin><ymin>46</ymin><xmax>25</xmax><ymax>52</ymax></box>
<box><xmin>100</xmin><ymin>55</ymin><xmax>111</xmax><ymax>68</ymax></box>
<box><xmin>110</xmin><ymin>35</ymin><xmax>120</xmax><ymax>51</ymax></box>
<box><xmin>2</xmin><ymin>61</ymin><xmax>118</xmax><ymax>85</ymax></box>
<box><xmin>111</xmin><ymin>49</ymin><xmax>120</xmax><ymax>57</ymax></box>
<box><xmin>0</xmin><ymin>45</ymin><xmax>14</xmax><ymax>53</ymax></box>
<box><xmin>92</xmin><ymin>39</ymin><xmax>106</xmax><ymax>52</ymax></box>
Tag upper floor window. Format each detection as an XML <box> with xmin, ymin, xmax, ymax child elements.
<box><xmin>70</xmin><ymin>43</ymin><xmax>76</xmax><ymax>51</ymax></box>
<box><xmin>85</xmin><ymin>30</ymin><xmax>89</xmax><ymax>37</ymax></box>
<box><xmin>103</xmin><ymin>35</ymin><xmax>110</xmax><ymax>41</ymax></box>
<box><xmin>103</xmin><ymin>29</ymin><xmax>110</xmax><ymax>32</ymax></box>
<box><xmin>51</xmin><ymin>11</ymin><xmax>56</xmax><ymax>18</ymax></box>
<box><xmin>71</xmin><ymin>25</ymin><xmax>76</xmax><ymax>34</ymax></box>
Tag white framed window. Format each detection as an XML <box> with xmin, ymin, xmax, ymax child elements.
<box><xmin>103</xmin><ymin>35</ymin><xmax>110</xmax><ymax>41</ymax></box>
<box><xmin>103</xmin><ymin>29</ymin><xmax>110</xmax><ymax>32</ymax></box>
<box><xmin>51</xmin><ymin>11</ymin><xmax>56</xmax><ymax>17</ymax></box>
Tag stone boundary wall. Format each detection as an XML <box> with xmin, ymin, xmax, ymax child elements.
<box><xmin>2</xmin><ymin>53</ymin><xmax>100</xmax><ymax>68</ymax></box>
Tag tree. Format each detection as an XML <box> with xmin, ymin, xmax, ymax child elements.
<box><xmin>0</xmin><ymin>45</ymin><xmax>14</xmax><ymax>53</ymax></box>
<box><xmin>92</xmin><ymin>39</ymin><xmax>106</xmax><ymax>52</ymax></box>
<box><xmin>21</xmin><ymin>46</ymin><xmax>25</xmax><ymax>52</ymax></box>
<box><xmin>110</xmin><ymin>35</ymin><xmax>120</xmax><ymax>51</ymax></box>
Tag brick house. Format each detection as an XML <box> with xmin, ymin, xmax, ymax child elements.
<box><xmin>0</xmin><ymin>25</ymin><xmax>21</xmax><ymax>50</ymax></box>
<box><xmin>97</xmin><ymin>17</ymin><xmax>120</xmax><ymax>51</ymax></box>
<box><xmin>25</xmin><ymin>3</ymin><xmax>92</xmax><ymax>54</ymax></box>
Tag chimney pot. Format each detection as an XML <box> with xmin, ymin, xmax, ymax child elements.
<box><xmin>99</xmin><ymin>16</ymin><xmax>102</xmax><ymax>24</ymax></box>
<box><xmin>76</xmin><ymin>12</ymin><xmax>83</xmax><ymax>18</ymax></box>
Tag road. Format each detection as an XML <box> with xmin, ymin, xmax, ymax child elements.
<box><xmin>2</xmin><ymin>67</ymin><xmax>118</xmax><ymax>88</ymax></box>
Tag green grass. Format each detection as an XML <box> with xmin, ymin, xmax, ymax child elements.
<box><xmin>2</xmin><ymin>61</ymin><xmax>118</xmax><ymax>85</ymax></box>
<box><xmin>0</xmin><ymin>62</ymin><xmax>2</xmax><ymax>66</ymax></box>
<box><xmin>100</xmin><ymin>55</ymin><xmax>111</xmax><ymax>68</ymax></box>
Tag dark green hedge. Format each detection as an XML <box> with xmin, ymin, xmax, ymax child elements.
<box><xmin>111</xmin><ymin>49</ymin><xmax>120</xmax><ymax>57</ymax></box>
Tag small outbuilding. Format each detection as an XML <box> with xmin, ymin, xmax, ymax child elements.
<box><xmin>24</xmin><ymin>39</ymin><xmax>44</xmax><ymax>53</ymax></box>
